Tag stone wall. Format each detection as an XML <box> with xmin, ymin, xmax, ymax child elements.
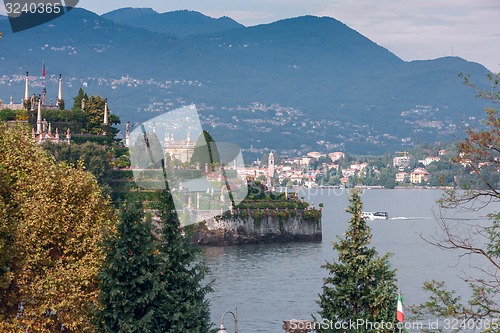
<box><xmin>189</xmin><ymin>209</ymin><xmax>322</xmax><ymax>246</ymax></box>
<box><xmin>0</xmin><ymin>103</ymin><xmax>60</xmax><ymax>111</ymax></box>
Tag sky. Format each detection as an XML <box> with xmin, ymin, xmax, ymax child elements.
<box><xmin>1</xmin><ymin>0</ymin><xmax>499</xmax><ymax>72</ymax></box>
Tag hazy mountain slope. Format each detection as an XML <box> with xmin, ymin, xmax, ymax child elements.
<box><xmin>0</xmin><ymin>8</ymin><xmax>247</xmax><ymax>80</ymax></box>
<box><xmin>103</xmin><ymin>9</ymin><xmax>245</xmax><ymax>37</ymax></box>
<box><xmin>102</xmin><ymin>7</ymin><xmax>158</xmax><ymax>22</ymax></box>
<box><xmin>188</xmin><ymin>16</ymin><xmax>488</xmax><ymax>116</ymax></box>
<box><xmin>0</xmin><ymin>8</ymin><xmax>492</xmax><ymax>154</ymax></box>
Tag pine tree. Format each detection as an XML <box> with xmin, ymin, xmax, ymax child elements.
<box><xmin>96</xmin><ymin>192</ymin><xmax>213</xmax><ymax>333</ymax></box>
<box><xmin>153</xmin><ymin>191</ymin><xmax>213</xmax><ymax>333</ymax></box>
<box><xmin>73</xmin><ymin>88</ymin><xmax>88</xmax><ymax>111</ymax></box>
<box><xmin>96</xmin><ymin>201</ymin><xmax>162</xmax><ymax>333</ymax></box>
<box><xmin>317</xmin><ymin>190</ymin><xmax>398</xmax><ymax>332</ymax></box>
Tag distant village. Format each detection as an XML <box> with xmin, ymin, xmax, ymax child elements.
<box><xmin>0</xmin><ymin>72</ymin><xmax>474</xmax><ymax>190</ymax></box>
<box><xmin>0</xmin><ymin>72</ymin><xmax>482</xmax><ymax>157</ymax></box>
<box><xmin>240</xmin><ymin>149</ymin><xmax>457</xmax><ymax>189</ymax></box>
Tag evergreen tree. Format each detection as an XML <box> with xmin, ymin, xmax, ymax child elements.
<box><xmin>96</xmin><ymin>191</ymin><xmax>213</xmax><ymax>332</ymax></box>
<box><xmin>317</xmin><ymin>190</ymin><xmax>398</xmax><ymax>332</ymax></box>
<box><xmin>73</xmin><ymin>88</ymin><xmax>88</xmax><ymax>111</ymax></box>
<box><xmin>96</xmin><ymin>201</ymin><xmax>162</xmax><ymax>333</ymax></box>
<box><xmin>190</xmin><ymin>130</ymin><xmax>220</xmax><ymax>168</ymax></box>
<box><xmin>154</xmin><ymin>191</ymin><xmax>213</xmax><ymax>332</ymax></box>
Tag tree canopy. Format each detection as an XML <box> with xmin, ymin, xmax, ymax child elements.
<box><xmin>96</xmin><ymin>191</ymin><xmax>213</xmax><ymax>332</ymax></box>
<box><xmin>96</xmin><ymin>201</ymin><xmax>163</xmax><ymax>332</ymax></box>
<box><xmin>0</xmin><ymin>123</ymin><xmax>115</xmax><ymax>332</ymax></box>
<box><xmin>317</xmin><ymin>190</ymin><xmax>399</xmax><ymax>332</ymax></box>
<box><xmin>82</xmin><ymin>95</ymin><xmax>120</xmax><ymax>136</ymax></box>
<box><xmin>73</xmin><ymin>87</ymin><xmax>88</xmax><ymax>112</ymax></box>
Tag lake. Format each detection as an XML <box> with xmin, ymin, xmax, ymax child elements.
<box><xmin>203</xmin><ymin>189</ymin><xmax>497</xmax><ymax>332</ymax></box>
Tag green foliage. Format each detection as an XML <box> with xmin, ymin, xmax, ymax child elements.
<box><xmin>42</xmin><ymin>141</ymin><xmax>114</xmax><ymax>185</ymax></box>
<box><xmin>0</xmin><ymin>166</ymin><xmax>15</xmax><ymax>295</ymax></box>
<box><xmin>247</xmin><ymin>181</ymin><xmax>268</xmax><ymax>199</ymax></box>
<box><xmin>0</xmin><ymin>108</ymin><xmax>15</xmax><ymax>121</ymax></box>
<box><xmin>153</xmin><ymin>191</ymin><xmax>214</xmax><ymax>332</ymax></box>
<box><xmin>114</xmin><ymin>154</ymin><xmax>131</xmax><ymax>168</ymax></box>
<box><xmin>57</xmin><ymin>98</ymin><xmax>65</xmax><ymax>110</ymax></box>
<box><xmin>253</xmin><ymin>210</ymin><xmax>264</xmax><ymax>228</ymax></box>
<box><xmin>73</xmin><ymin>88</ymin><xmax>88</xmax><ymax>112</ymax></box>
<box><xmin>302</xmin><ymin>209</ymin><xmax>321</xmax><ymax>222</ymax></box>
<box><xmin>0</xmin><ymin>108</ymin><xmax>28</xmax><ymax>121</ymax></box>
<box><xmin>38</xmin><ymin>109</ymin><xmax>80</xmax><ymax>122</ymax></box>
<box><xmin>23</xmin><ymin>98</ymin><xmax>31</xmax><ymax>111</ymax></box>
<box><xmin>236</xmin><ymin>199</ymin><xmax>307</xmax><ymax>211</ymax></box>
<box><xmin>412</xmin><ymin>280</ymin><xmax>500</xmax><ymax>332</ymax></box>
<box><xmin>96</xmin><ymin>201</ymin><xmax>164</xmax><ymax>333</ymax></box>
<box><xmin>82</xmin><ymin>96</ymin><xmax>113</xmax><ymax>135</ymax></box>
<box><xmin>278</xmin><ymin>214</ymin><xmax>285</xmax><ymax>232</ymax></box>
<box><xmin>70</xmin><ymin>134</ymin><xmax>117</xmax><ymax>145</ymax></box>
<box><xmin>97</xmin><ymin>188</ymin><xmax>214</xmax><ymax>332</ymax></box>
<box><xmin>317</xmin><ymin>190</ymin><xmax>398</xmax><ymax>332</ymax></box>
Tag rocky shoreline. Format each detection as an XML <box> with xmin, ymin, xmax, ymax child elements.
<box><xmin>188</xmin><ymin>211</ymin><xmax>322</xmax><ymax>246</ymax></box>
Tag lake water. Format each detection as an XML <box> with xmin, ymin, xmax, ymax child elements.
<box><xmin>202</xmin><ymin>189</ymin><xmax>497</xmax><ymax>332</ymax></box>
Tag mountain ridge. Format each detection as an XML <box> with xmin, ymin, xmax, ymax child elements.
<box><xmin>0</xmin><ymin>8</ymin><xmax>492</xmax><ymax>154</ymax></box>
<box><xmin>102</xmin><ymin>7</ymin><xmax>159</xmax><ymax>21</ymax></box>
<box><xmin>103</xmin><ymin>9</ymin><xmax>245</xmax><ymax>37</ymax></box>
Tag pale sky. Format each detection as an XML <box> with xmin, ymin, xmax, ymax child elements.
<box><xmin>1</xmin><ymin>0</ymin><xmax>499</xmax><ymax>71</ymax></box>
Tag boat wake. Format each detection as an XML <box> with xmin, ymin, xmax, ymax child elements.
<box><xmin>390</xmin><ymin>216</ymin><xmax>431</xmax><ymax>220</ymax></box>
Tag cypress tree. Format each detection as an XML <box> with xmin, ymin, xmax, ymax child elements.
<box><xmin>317</xmin><ymin>190</ymin><xmax>398</xmax><ymax>332</ymax></box>
<box><xmin>190</xmin><ymin>130</ymin><xmax>220</xmax><ymax>168</ymax></box>
<box><xmin>73</xmin><ymin>88</ymin><xmax>88</xmax><ymax>111</ymax></box>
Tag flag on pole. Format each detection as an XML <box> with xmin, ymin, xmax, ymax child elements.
<box><xmin>397</xmin><ymin>293</ymin><xmax>404</xmax><ymax>322</ymax></box>
<box><xmin>42</xmin><ymin>63</ymin><xmax>46</xmax><ymax>78</ymax></box>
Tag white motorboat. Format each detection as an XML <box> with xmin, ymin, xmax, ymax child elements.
<box><xmin>361</xmin><ymin>211</ymin><xmax>389</xmax><ymax>220</ymax></box>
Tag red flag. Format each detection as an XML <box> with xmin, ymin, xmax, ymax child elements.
<box><xmin>42</xmin><ymin>63</ymin><xmax>46</xmax><ymax>77</ymax></box>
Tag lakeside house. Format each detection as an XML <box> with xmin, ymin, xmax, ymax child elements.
<box><xmin>395</xmin><ymin>172</ymin><xmax>408</xmax><ymax>183</ymax></box>
<box><xmin>410</xmin><ymin>168</ymin><xmax>430</xmax><ymax>184</ymax></box>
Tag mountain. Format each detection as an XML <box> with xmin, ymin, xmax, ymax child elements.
<box><xmin>103</xmin><ymin>9</ymin><xmax>245</xmax><ymax>37</ymax></box>
<box><xmin>101</xmin><ymin>7</ymin><xmax>158</xmax><ymax>22</ymax></box>
<box><xmin>0</xmin><ymin>8</ymin><xmax>492</xmax><ymax>154</ymax></box>
<box><xmin>0</xmin><ymin>8</ymin><xmax>232</xmax><ymax>79</ymax></box>
<box><xmin>187</xmin><ymin>16</ymin><xmax>488</xmax><ymax>119</ymax></box>
<box><xmin>0</xmin><ymin>14</ymin><xmax>7</xmax><ymax>20</ymax></box>
<box><xmin>188</xmin><ymin>16</ymin><xmax>405</xmax><ymax>106</ymax></box>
